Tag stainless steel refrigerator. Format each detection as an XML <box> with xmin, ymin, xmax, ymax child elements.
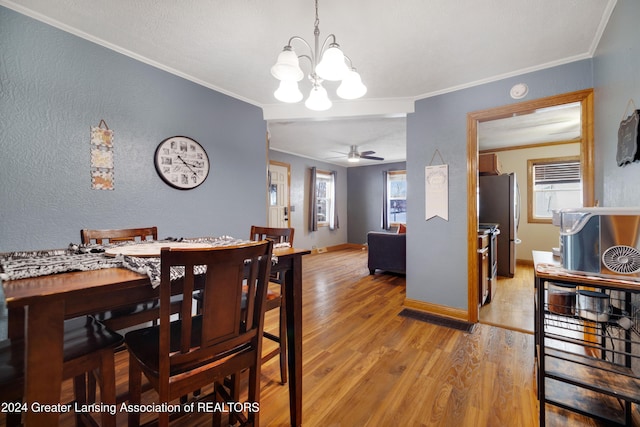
<box><xmin>479</xmin><ymin>173</ymin><xmax>520</xmax><ymax>277</ymax></box>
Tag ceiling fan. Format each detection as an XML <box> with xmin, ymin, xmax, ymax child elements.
<box><xmin>346</xmin><ymin>145</ymin><xmax>384</xmax><ymax>163</ymax></box>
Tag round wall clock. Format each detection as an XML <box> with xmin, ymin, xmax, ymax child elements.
<box><xmin>154</xmin><ymin>136</ymin><xmax>210</xmax><ymax>190</ymax></box>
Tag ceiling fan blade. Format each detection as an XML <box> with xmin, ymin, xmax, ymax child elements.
<box><xmin>360</xmin><ymin>155</ymin><xmax>384</xmax><ymax>161</ymax></box>
<box><xmin>359</xmin><ymin>150</ymin><xmax>376</xmax><ymax>156</ymax></box>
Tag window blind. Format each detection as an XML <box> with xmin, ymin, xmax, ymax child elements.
<box><xmin>534</xmin><ymin>161</ymin><xmax>580</xmax><ymax>185</ymax></box>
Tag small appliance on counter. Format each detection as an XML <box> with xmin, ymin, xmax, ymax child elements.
<box><xmin>555</xmin><ymin>207</ymin><xmax>640</xmax><ymax>281</ymax></box>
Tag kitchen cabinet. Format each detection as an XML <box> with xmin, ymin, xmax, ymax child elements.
<box><xmin>478</xmin><ymin>153</ymin><xmax>502</xmax><ymax>175</ymax></box>
<box><xmin>534</xmin><ymin>251</ymin><xmax>640</xmax><ymax>426</ymax></box>
<box><xmin>478</xmin><ymin>232</ymin><xmax>489</xmax><ymax>305</ymax></box>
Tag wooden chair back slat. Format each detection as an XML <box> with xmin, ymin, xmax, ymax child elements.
<box><xmin>81</xmin><ymin>227</ymin><xmax>158</xmax><ymax>245</ymax></box>
<box><xmin>250</xmin><ymin>226</ymin><xmax>294</xmax><ymax>246</ymax></box>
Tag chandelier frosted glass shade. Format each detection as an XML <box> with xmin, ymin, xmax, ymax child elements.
<box><xmin>315</xmin><ymin>44</ymin><xmax>349</xmax><ymax>81</ymax></box>
<box><xmin>305</xmin><ymin>85</ymin><xmax>332</xmax><ymax>111</ymax></box>
<box><xmin>274</xmin><ymin>80</ymin><xmax>304</xmax><ymax>103</ymax></box>
<box><xmin>270</xmin><ymin>47</ymin><xmax>304</xmax><ymax>82</ymax></box>
<box><xmin>337</xmin><ymin>69</ymin><xmax>367</xmax><ymax>100</ymax></box>
<box><xmin>270</xmin><ymin>0</ymin><xmax>366</xmax><ymax>111</ymax></box>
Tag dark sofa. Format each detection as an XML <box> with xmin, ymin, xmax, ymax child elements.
<box><xmin>367</xmin><ymin>231</ymin><xmax>406</xmax><ymax>274</ymax></box>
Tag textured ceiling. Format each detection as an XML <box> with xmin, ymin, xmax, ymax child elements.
<box><xmin>1</xmin><ymin>0</ymin><xmax>615</xmax><ymax>166</ymax></box>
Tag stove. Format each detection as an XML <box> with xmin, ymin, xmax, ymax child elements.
<box><xmin>479</xmin><ymin>223</ymin><xmax>500</xmax><ymax>302</ymax></box>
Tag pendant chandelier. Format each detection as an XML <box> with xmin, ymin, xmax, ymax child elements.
<box><xmin>270</xmin><ymin>0</ymin><xmax>367</xmax><ymax>111</ymax></box>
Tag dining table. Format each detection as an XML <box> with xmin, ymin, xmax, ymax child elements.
<box><xmin>1</xmin><ymin>239</ymin><xmax>310</xmax><ymax>426</ymax></box>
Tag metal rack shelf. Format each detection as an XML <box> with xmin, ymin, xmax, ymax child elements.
<box><xmin>535</xmin><ymin>253</ymin><xmax>640</xmax><ymax>426</ymax></box>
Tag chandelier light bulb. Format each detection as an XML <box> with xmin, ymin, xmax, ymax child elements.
<box><xmin>305</xmin><ymin>84</ymin><xmax>332</xmax><ymax>111</ymax></box>
<box><xmin>270</xmin><ymin>47</ymin><xmax>304</xmax><ymax>82</ymax></box>
<box><xmin>315</xmin><ymin>44</ymin><xmax>349</xmax><ymax>81</ymax></box>
<box><xmin>337</xmin><ymin>69</ymin><xmax>367</xmax><ymax>100</ymax></box>
<box><xmin>274</xmin><ymin>80</ymin><xmax>303</xmax><ymax>103</ymax></box>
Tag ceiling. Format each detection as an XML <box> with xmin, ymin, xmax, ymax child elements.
<box><xmin>1</xmin><ymin>0</ymin><xmax>615</xmax><ymax>166</ymax></box>
<box><xmin>478</xmin><ymin>102</ymin><xmax>582</xmax><ymax>151</ymax></box>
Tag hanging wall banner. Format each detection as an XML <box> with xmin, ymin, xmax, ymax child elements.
<box><xmin>90</xmin><ymin>120</ymin><xmax>114</xmax><ymax>190</ymax></box>
<box><xmin>425</xmin><ymin>164</ymin><xmax>448</xmax><ymax>221</ymax></box>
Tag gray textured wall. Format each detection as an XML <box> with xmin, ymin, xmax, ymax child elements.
<box><xmin>593</xmin><ymin>0</ymin><xmax>640</xmax><ymax>206</ymax></box>
<box><xmin>268</xmin><ymin>150</ymin><xmax>348</xmax><ymax>251</ymax></box>
<box><xmin>347</xmin><ymin>161</ymin><xmax>406</xmax><ymax>244</ymax></box>
<box><xmin>406</xmin><ymin>60</ymin><xmax>594</xmax><ymax>309</ymax></box>
<box><xmin>0</xmin><ymin>7</ymin><xmax>267</xmax><ymax>251</ymax></box>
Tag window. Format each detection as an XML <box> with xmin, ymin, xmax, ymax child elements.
<box><xmin>315</xmin><ymin>170</ymin><xmax>334</xmax><ymax>227</ymax></box>
<box><xmin>528</xmin><ymin>156</ymin><xmax>582</xmax><ymax>223</ymax></box>
<box><xmin>387</xmin><ymin>170</ymin><xmax>407</xmax><ymax>225</ymax></box>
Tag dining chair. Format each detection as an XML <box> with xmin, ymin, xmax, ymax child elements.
<box><xmin>80</xmin><ymin>226</ymin><xmax>182</xmax><ymax>332</ymax></box>
<box><xmin>249</xmin><ymin>225</ymin><xmax>294</xmax><ymax>384</ymax></box>
<box><xmin>0</xmin><ymin>316</ymin><xmax>123</xmax><ymax>427</ymax></box>
<box><xmin>193</xmin><ymin>226</ymin><xmax>293</xmax><ymax>384</ymax></box>
<box><xmin>125</xmin><ymin>240</ymin><xmax>273</xmax><ymax>427</ymax></box>
<box><xmin>81</xmin><ymin>226</ymin><xmax>158</xmax><ymax>245</ymax></box>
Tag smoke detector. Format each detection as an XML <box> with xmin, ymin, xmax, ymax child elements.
<box><xmin>510</xmin><ymin>83</ymin><xmax>529</xmax><ymax>99</ymax></box>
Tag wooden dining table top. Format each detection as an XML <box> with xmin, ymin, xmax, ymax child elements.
<box><xmin>2</xmin><ymin>245</ymin><xmax>308</xmax><ymax>305</ymax></box>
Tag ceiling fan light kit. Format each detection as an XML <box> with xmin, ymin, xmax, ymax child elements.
<box><xmin>347</xmin><ymin>147</ymin><xmax>360</xmax><ymax>162</ymax></box>
<box><xmin>271</xmin><ymin>0</ymin><xmax>367</xmax><ymax>111</ymax></box>
<box><xmin>345</xmin><ymin>145</ymin><xmax>384</xmax><ymax>163</ymax></box>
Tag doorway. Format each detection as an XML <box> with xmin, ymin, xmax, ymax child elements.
<box><xmin>466</xmin><ymin>89</ymin><xmax>594</xmax><ymax>327</ymax></box>
<box><xmin>268</xmin><ymin>161</ymin><xmax>291</xmax><ymax>228</ymax></box>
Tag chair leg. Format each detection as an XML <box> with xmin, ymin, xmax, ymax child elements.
<box><xmin>226</xmin><ymin>373</ymin><xmax>242</xmax><ymax>425</ymax></box>
<box><xmin>98</xmin><ymin>349</ymin><xmax>117</xmax><ymax>427</ymax></box>
<box><xmin>247</xmin><ymin>366</ymin><xmax>260</xmax><ymax>427</ymax></box>
<box><xmin>87</xmin><ymin>370</ymin><xmax>97</xmax><ymax>403</ymax></box>
<box><xmin>6</xmin><ymin>411</ymin><xmax>22</xmax><ymax>427</ymax></box>
<box><xmin>212</xmin><ymin>382</ymin><xmax>223</xmax><ymax>427</ymax></box>
<box><xmin>128</xmin><ymin>354</ymin><xmax>142</xmax><ymax>427</ymax></box>
<box><xmin>73</xmin><ymin>374</ymin><xmax>87</xmax><ymax>426</ymax></box>
<box><xmin>158</xmin><ymin>410</ymin><xmax>170</xmax><ymax>427</ymax></box>
<box><xmin>278</xmin><ymin>296</ymin><xmax>288</xmax><ymax>384</ymax></box>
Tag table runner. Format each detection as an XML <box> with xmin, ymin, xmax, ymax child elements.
<box><xmin>0</xmin><ymin>236</ymin><xmax>270</xmax><ymax>288</ymax></box>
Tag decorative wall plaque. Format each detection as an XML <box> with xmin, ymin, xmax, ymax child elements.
<box><xmin>90</xmin><ymin>120</ymin><xmax>114</xmax><ymax>190</ymax></box>
<box><xmin>617</xmin><ymin>108</ymin><xmax>640</xmax><ymax>166</ymax></box>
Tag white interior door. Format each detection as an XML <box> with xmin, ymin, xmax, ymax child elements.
<box><xmin>268</xmin><ymin>162</ymin><xmax>290</xmax><ymax>228</ymax></box>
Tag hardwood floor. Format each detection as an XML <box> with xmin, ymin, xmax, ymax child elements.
<box><xmin>2</xmin><ymin>249</ymin><xmax>611</xmax><ymax>426</ymax></box>
<box><xmin>479</xmin><ymin>262</ymin><xmax>535</xmax><ymax>334</ymax></box>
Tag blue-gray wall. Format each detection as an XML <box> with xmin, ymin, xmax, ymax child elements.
<box><xmin>268</xmin><ymin>150</ymin><xmax>348</xmax><ymax>251</ymax></box>
<box><xmin>406</xmin><ymin>60</ymin><xmax>594</xmax><ymax>309</ymax></box>
<box><xmin>0</xmin><ymin>6</ymin><xmax>267</xmax><ymax>251</ymax></box>
<box><xmin>593</xmin><ymin>0</ymin><xmax>640</xmax><ymax>206</ymax></box>
<box><xmin>347</xmin><ymin>162</ymin><xmax>406</xmax><ymax>244</ymax></box>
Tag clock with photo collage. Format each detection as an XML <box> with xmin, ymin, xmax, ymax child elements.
<box><xmin>154</xmin><ymin>136</ymin><xmax>210</xmax><ymax>190</ymax></box>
